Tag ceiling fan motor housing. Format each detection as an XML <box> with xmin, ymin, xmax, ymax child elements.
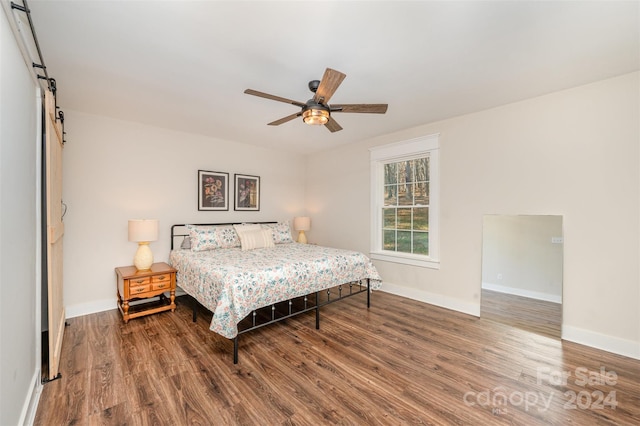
<box><xmin>304</xmin><ymin>99</ymin><xmax>329</xmax><ymax>112</ymax></box>
<box><xmin>308</xmin><ymin>80</ymin><xmax>321</xmax><ymax>93</ymax></box>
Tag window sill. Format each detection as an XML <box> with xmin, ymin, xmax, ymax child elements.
<box><xmin>370</xmin><ymin>251</ymin><xmax>440</xmax><ymax>269</ymax></box>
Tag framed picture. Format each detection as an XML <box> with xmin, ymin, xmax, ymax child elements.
<box><xmin>234</xmin><ymin>174</ymin><xmax>260</xmax><ymax>211</ymax></box>
<box><xmin>198</xmin><ymin>170</ymin><xmax>229</xmax><ymax>211</ymax></box>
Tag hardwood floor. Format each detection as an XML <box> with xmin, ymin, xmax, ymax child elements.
<box><xmin>35</xmin><ymin>292</ymin><xmax>640</xmax><ymax>425</ymax></box>
<box><xmin>481</xmin><ymin>289</ymin><xmax>562</xmax><ymax>339</ymax></box>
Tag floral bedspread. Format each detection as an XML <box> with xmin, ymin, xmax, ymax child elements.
<box><xmin>169</xmin><ymin>243</ymin><xmax>382</xmax><ymax>338</ymax></box>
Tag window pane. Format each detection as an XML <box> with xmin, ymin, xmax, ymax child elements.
<box><xmin>413</xmin><ymin>231</ymin><xmax>429</xmax><ymax>255</ymax></box>
<box><xmin>415</xmin><ymin>157</ymin><xmax>428</xmax><ymax>182</ymax></box>
<box><xmin>397</xmin><ymin>230</ymin><xmax>411</xmax><ymax>253</ymax></box>
<box><xmin>407</xmin><ymin>159</ymin><xmax>416</xmax><ymax>183</ymax></box>
<box><xmin>384</xmin><ymin>185</ymin><xmax>397</xmax><ymax>206</ymax></box>
<box><xmin>397</xmin><ymin>208</ymin><xmax>412</xmax><ymax>229</ymax></box>
<box><xmin>413</xmin><ymin>207</ymin><xmax>428</xmax><ymax>231</ymax></box>
<box><xmin>383</xmin><ymin>230</ymin><xmax>396</xmax><ymax>250</ymax></box>
<box><xmin>397</xmin><ymin>161</ymin><xmax>409</xmax><ymax>185</ymax></box>
<box><xmin>384</xmin><ymin>163</ymin><xmax>397</xmax><ymax>184</ymax></box>
<box><xmin>414</xmin><ymin>182</ymin><xmax>429</xmax><ymax>205</ymax></box>
<box><xmin>398</xmin><ymin>183</ymin><xmax>413</xmax><ymax>205</ymax></box>
<box><xmin>383</xmin><ymin>208</ymin><xmax>396</xmax><ymax>228</ymax></box>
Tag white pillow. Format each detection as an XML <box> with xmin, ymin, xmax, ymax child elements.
<box><xmin>233</xmin><ymin>223</ymin><xmax>261</xmax><ymax>236</ymax></box>
<box><xmin>238</xmin><ymin>228</ymin><xmax>275</xmax><ymax>251</ymax></box>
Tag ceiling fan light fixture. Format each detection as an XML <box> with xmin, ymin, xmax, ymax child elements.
<box><xmin>302</xmin><ymin>107</ymin><xmax>329</xmax><ymax>125</ymax></box>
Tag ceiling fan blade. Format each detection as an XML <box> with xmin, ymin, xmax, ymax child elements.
<box><xmin>324</xmin><ymin>116</ymin><xmax>343</xmax><ymax>133</ymax></box>
<box><xmin>314</xmin><ymin>68</ymin><xmax>346</xmax><ymax>105</ymax></box>
<box><xmin>268</xmin><ymin>112</ymin><xmax>301</xmax><ymax>126</ymax></box>
<box><xmin>244</xmin><ymin>89</ymin><xmax>306</xmax><ymax>108</ymax></box>
<box><xmin>330</xmin><ymin>104</ymin><xmax>388</xmax><ymax>114</ymax></box>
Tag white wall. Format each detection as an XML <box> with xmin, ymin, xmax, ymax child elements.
<box><xmin>0</xmin><ymin>7</ymin><xmax>41</xmax><ymax>425</ymax></box>
<box><xmin>307</xmin><ymin>72</ymin><xmax>640</xmax><ymax>359</ymax></box>
<box><xmin>62</xmin><ymin>111</ymin><xmax>307</xmax><ymax>317</ymax></box>
<box><xmin>481</xmin><ymin>215</ymin><xmax>563</xmax><ymax>303</ymax></box>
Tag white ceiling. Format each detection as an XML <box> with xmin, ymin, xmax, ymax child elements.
<box><xmin>25</xmin><ymin>0</ymin><xmax>639</xmax><ymax>154</ymax></box>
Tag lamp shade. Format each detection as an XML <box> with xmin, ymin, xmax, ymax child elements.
<box><xmin>128</xmin><ymin>219</ymin><xmax>159</xmax><ymax>242</ymax></box>
<box><xmin>294</xmin><ymin>216</ymin><xmax>311</xmax><ymax>231</ymax></box>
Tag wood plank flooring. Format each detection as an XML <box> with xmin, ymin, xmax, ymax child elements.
<box><xmin>481</xmin><ymin>289</ymin><xmax>562</xmax><ymax>339</ymax></box>
<box><xmin>35</xmin><ymin>291</ymin><xmax>640</xmax><ymax>425</ymax></box>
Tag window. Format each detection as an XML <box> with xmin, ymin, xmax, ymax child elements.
<box><xmin>370</xmin><ymin>134</ymin><xmax>439</xmax><ymax>268</ymax></box>
<box><xmin>383</xmin><ymin>158</ymin><xmax>429</xmax><ymax>254</ymax></box>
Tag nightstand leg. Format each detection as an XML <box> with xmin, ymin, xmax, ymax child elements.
<box><xmin>123</xmin><ymin>300</ymin><xmax>130</xmax><ymax>323</ymax></box>
<box><xmin>170</xmin><ymin>290</ymin><xmax>176</xmax><ymax>311</ymax></box>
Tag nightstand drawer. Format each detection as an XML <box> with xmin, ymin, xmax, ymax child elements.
<box><xmin>130</xmin><ymin>277</ymin><xmax>151</xmax><ymax>286</ymax></box>
<box><xmin>152</xmin><ymin>280</ymin><xmax>171</xmax><ymax>291</ymax></box>
<box><xmin>152</xmin><ymin>274</ymin><xmax>170</xmax><ymax>283</ymax></box>
<box><xmin>130</xmin><ymin>284</ymin><xmax>151</xmax><ymax>295</ymax></box>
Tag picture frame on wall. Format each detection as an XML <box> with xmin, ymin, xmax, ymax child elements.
<box><xmin>234</xmin><ymin>173</ymin><xmax>260</xmax><ymax>211</ymax></box>
<box><xmin>198</xmin><ymin>170</ymin><xmax>229</xmax><ymax>211</ymax></box>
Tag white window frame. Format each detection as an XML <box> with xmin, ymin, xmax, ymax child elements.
<box><xmin>369</xmin><ymin>134</ymin><xmax>440</xmax><ymax>269</ymax></box>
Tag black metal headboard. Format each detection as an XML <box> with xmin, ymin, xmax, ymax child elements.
<box><xmin>171</xmin><ymin>222</ymin><xmax>278</xmax><ymax>250</ymax></box>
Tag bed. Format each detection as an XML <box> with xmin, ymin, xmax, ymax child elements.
<box><xmin>169</xmin><ymin>222</ymin><xmax>382</xmax><ymax>363</ymax></box>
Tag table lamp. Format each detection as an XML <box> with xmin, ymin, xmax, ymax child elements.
<box><xmin>293</xmin><ymin>216</ymin><xmax>311</xmax><ymax>244</ymax></box>
<box><xmin>128</xmin><ymin>219</ymin><xmax>159</xmax><ymax>271</ymax></box>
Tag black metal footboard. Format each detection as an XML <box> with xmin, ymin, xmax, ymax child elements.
<box><xmin>191</xmin><ymin>278</ymin><xmax>371</xmax><ymax>364</ymax></box>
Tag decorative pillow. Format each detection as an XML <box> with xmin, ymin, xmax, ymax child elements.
<box><xmin>233</xmin><ymin>223</ymin><xmax>261</xmax><ymax>239</ymax></box>
<box><xmin>180</xmin><ymin>236</ymin><xmax>191</xmax><ymax>250</ymax></box>
<box><xmin>238</xmin><ymin>228</ymin><xmax>275</xmax><ymax>251</ymax></box>
<box><xmin>261</xmin><ymin>222</ymin><xmax>293</xmax><ymax>244</ymax></box>
<box><xmin>187</xmin><ymin>225</ymin><xmax>240</xmax><ymax>251</ymax></box>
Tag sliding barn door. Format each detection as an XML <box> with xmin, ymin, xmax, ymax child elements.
<box><xmin>45</xmin><ymin>89</ymin><xmax>65</xmax><ymax>380</ymax></box>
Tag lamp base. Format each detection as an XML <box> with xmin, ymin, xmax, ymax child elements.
<box><xmin>297</xmin><ymin>230</ymin><xmax>308</xmax><ymax>244</ymax></box>
<box><xmin>134</xmin><ymin>242</ymin><xmax>154</xmax><ymax>271</ymax></box>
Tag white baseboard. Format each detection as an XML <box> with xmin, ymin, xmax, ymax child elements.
<box><xmin>65</xmin><ymin>289</ymin><xmax>187</xmax><ymax>319</ymax></box>
<box><xmin>65</xmin><ymin>298</ymin><xmax>117</xmax><ymax>319</ymax></box>
<box><xmin>19</xmin><ymin>370</ymin><xmax>42</xmax><ymax>426</ymax></box>
<box><xmin>562</xmin><ymin>325</ymin><xmax>640</xmax><ymax>360</ymax></box>
<box><xmin>482</xmin><ymin>282</ymin><xmax>562</xmax><ymax>304</ymax></box>
<box><xmin>380</xmin><ymin>281</ymin><xmax>481</xmax><ymax>317</ymax></box>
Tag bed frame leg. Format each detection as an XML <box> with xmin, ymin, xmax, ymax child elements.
<box><xmin>192</xmin><ymin>297</ymin><xmax>197</xmax><ymax>322</ymax></box>
<box><xmin>314</xmin><ymin>291</ymin><xmax>320</xmax><ymax>329</ymax></box>
<box><xmin>233</xmin><ymin>337</ymin><xmax>239</xmax><ymax>364</ymax></box>
<box><xmin>366</xmin><ymin>279</ymin><xmax>371</xmax><ymax>308</ymax></box>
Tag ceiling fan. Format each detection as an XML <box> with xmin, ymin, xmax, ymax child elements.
<box><xmin>244</xmin><ymin>68</ymin><xmax>388</xmax><ymax>133</ymax></box>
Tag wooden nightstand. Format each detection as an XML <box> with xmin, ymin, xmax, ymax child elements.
<box><xmin>115</xmin><ymin>262</ymin><xmax>176</xmax><ymax>323</ymax></box>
